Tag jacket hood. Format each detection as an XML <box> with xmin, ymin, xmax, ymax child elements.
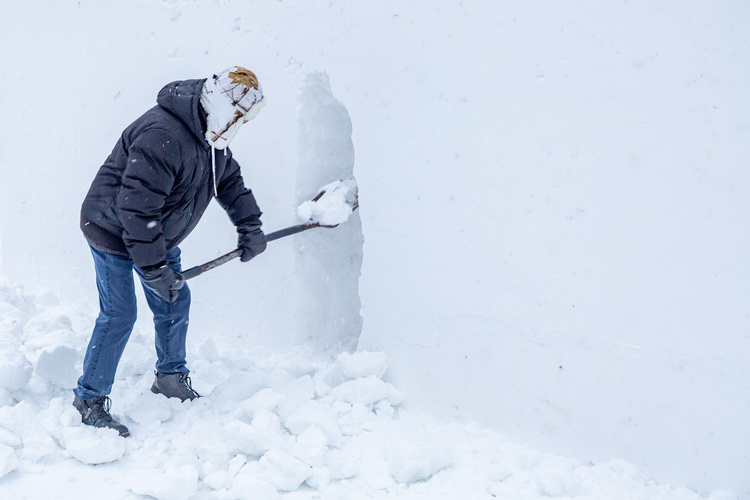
<box><xmin>156</xmin><ymin>78</ymin><xmax>208</xmax><ymax>145</ymax></box>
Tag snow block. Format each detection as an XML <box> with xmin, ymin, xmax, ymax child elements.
<box><xmin>0</xmin><ymin>388</ymin><xmax>11</xmax><ymax>407</ymax></box>
<box><xmin>242</xmin><ymin>388</ymin><xmax>295</xmax><ymax>421</ymax></box>
<box><xmin>385</xmin><ymin>433</ymin><xmax>453</xmax><ymax>484</ymax></box>
<box><xmin>226</xmin><ymin>420</ymin><xmax>274</xmax><ymax>457</ymax></box>
<box><xmin>534</xmin><ymin>460</ymin><xmax>582</xmax><ymax>497</ymax></box>
<box><xmin>35</xmin><ymin>344</ymin><xmax>79</xmax><ymax>389</ymax></box>
<box><xmin>0</xmin><ymin>301</ymin><xmax>25</xmax><ymax>337</ymax></box>
<box><xmin>337</xmin><ymin>351</ymin><xmax>388</xmax><ymax>379</ymax></box>
<box><xmin>125</xmin><ymin>392</ymin><xmax>172</xmax><ymax>424</ymax></box>
<box><xmin>20</xmin><ymin>308</ymin><xmax>72</xmax><ymax>341</ymax></box>
<box><xmin>258</xmin><ymin>449</ymin><xmax>314</xmax><ymax>492</ymax></box>
<box><xmin>0</xmin><ymin>443</ymin><xmax>18</xmax><ymax>479</ymax></box>
<box><xmin>203</xmin><ymin>469</ymin><xmax>232</xmax><ymax>490</ymax></box>
<box><xmin>284</xmin><ymin>400</ymin><xmax>342</xmax><ymax>447</ymax></box>
<box><xmin>0</xmin><ymin>427</ymin><xmax>22</xmax><ymax>448</ymax></box>
<box><xmin>290</xmin><ymin>426</ymin><xmax>329</xmax><ymax>467</ymax></box>
<box><xmin>329</xmin><ymin>375</ymin><xmax>403</xmax><ymax>407</ymax></box>
<box><xmin>0</xmin><ymin>350</ymin><xmax>32</xmax><ymax>392</ymax></box>
<box><xmin>130</xmin><ymin>464</ymin><xmax>199</xmax><ymax>500</ymax></box>
<box><xmin>63</xmin><ymin>426</ymin><xmax>126</xmax><ymax>465</ymax></box>
<box><xmin>0</xmin><ymin>401</ymin><xmax>56</xmax><ymax>460</ymax></box>
<box><xmin>277</xmin><ymin>374</ymin><xmax>315</xmax><ymax>404</ymax></box>
<box><xmin>305</xmin><ymin>466</ymin><xmax>331</xmax><ymax>489</ymax></box>
<box><xmin>251</xmin><ymin>409</ymin><xmax>283</xmax><ymax>435</ymax></box>
<box><xmin>231</xmin><ymin>462</ymin><xmax>280</xmax><ymax>499</ymax></box>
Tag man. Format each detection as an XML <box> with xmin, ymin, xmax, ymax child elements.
<box><xmin>74</xmin><ymin>67</ymin><xmax>268</xmax><ymax>437</ymax></box>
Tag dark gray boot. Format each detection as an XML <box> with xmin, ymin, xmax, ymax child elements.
<box><xmin>151</xmin><ymin>371</ymin><xmax>200</xmax><ymax>401</ymax></box>
<box><xmin>73</xmin><ymin>394</ymin><xmax>130</xmax><ymax>437</ymax></box>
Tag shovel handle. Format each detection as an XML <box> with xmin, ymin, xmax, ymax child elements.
<box><xmin>181</xmin><ymin>222</ymin><xmax>322</xmax><ymax>281</ymax></box>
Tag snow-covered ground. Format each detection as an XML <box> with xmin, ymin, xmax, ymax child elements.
<box><xmin>0</xmin><ymin>282</ymin><xmax>735</xmax><ymax>499</ymax></box>
<box><xmin>1</xmin><ymin>1</ymin><xmax>748</xmax><ymax>499</ymax></box>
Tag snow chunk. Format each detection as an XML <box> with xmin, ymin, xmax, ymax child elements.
<box><xmin>0</xmin><ymin>444</ymin><xmax>18</xmax><ymax>479</ymax></box>
<box><xmin>305</xmin><ymin>466</ymin><xmax>331</xmax><ymax>489</ymax></box>
<box><xmin>243</xmin><ymin>388</ymin><xmax>295</xmax><ymax>421</ymax></box>
<box><xmin>277</xmin><ymin>374</ymin><xmax>315</xmax><ymax>404</ymax></box>
<box><xmin>258</xmin><ymin>449</ymin><xmax>314</xmax><ymax>491</ymax></box>
<box><xmin>0</xmin><ymin>389</ymin><xmax>10</xmax><ymax>407</ymax></box>
<box><xmin>325</xmin><ymin>447</ymin><xmax>360</xmax><ymax>481</ymax></box>
<box><xmin>0</xmin><ymin>301</ymin><xmax>25</xmax><ymax>337</ymax></box>
<box><xmin>290</xmin><ymin>426</ymin><xmax>329</xmax><ymax>467</ymax></box>
<box><xmin>0</xmin><ymin>427</ymin><xmax>22</xmax><ymax>448</ymax></box>
<box><xmin>534</xmin><ymin>459</ymin><xmax>583</xmax><ymax>497</ymax></box>
<box><xmin>203</xmin><ymin>469</ymin><xmax>232</xmax><ymax>490</ymax></box>
<box><xmin>386</xmin><ymin>436</ymin><xmax>453</xmax><ymax>484</ymax></box>
<box><xmin>125</xmin><ymin>392</ymin><xmax>172</xmax><ymax>424</ymax></box>
<box><xmin>252</xmin><ymin>408</ymin><xmax>283</xmax><ymax>435</ymax></box>
<box><xmin>0</xmin><ymin>401</ymin><xmax>56</xmax><ymax>460</ymax></box>
<box><xmin>196</xmin><ymin>337</ymin><xmax>221</xmax><ymax>362</ymax></box>
<box><xmin>0</xmin><ymin>350</ymin><xmax>32</xmax><ymax>392</ymax></box>
<box><xmin>35</xmin><ymin>345</ymin><xmax>79</xmax><ymax>389</ymax></box>
<box><xmin>130</xmin><ymin>464</ymin><xmax>199</xmax><ymax>500</ymax></box>
<box><xmin>226</xmin><ymin>420</ymin><xmax>274</xmax><ymax>457</ymax></box>
<box><xmin>20</xmin><ymin>307</ymin><xmax>72</xmax><ymax>341</ymax></box>
<box><xmin>337</xmin><ymin>351</ymin><xmax>388</xmax><ymax>379</ymax></box>
<box><xmin>228</xmin><ymin>454</ymin><xmax>248</xmax><ymax>476</ymax></box>
<box><xmin>297</xmin><ymin>178</ymin><xmax>357</xmax><ymax>226</ymax></box>
<box><xmin>63</xmin><ymin>426</ymin><xmax>125</xmax><ymax>465</ymax></box>
<box><xmin>284</xmin><ymin>400</ymin><xmax>342</xmax><ymax>447</ymax></box>
<box><xmin>329</xmin><ymin>375</ymin><xmax>403</xmax><ymax>407</ymax></box>
<box><xmin>115</xmin><ymin>341</ymin><xmax>155</xmax><ymax>379</ymax></box>
<box><xmin>231</xmin><ymin>462</ymin><xmax>279</xmax><ymax>499</ymax></box>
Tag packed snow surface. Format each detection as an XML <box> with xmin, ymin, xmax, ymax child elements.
<box><xmin>297</xmin><ymin>179</ymin><xmax>358</xmax><ymax>227</ymax></box>
<box><xmin>0</xmin><ymin>283</ymin><xmax>735</xmax><ymax>499</ymax></box>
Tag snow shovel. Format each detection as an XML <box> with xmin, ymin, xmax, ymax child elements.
<box><xmin>181</xmin><ymin>180</ymin><xmax>358</xmax><ymax>281</ymax></box>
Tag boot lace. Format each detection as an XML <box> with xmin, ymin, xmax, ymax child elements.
<box><xmin>179</xmin><ymin>374</ymin><xmax>200</xmax><ymax>399</ymax></box>
<box><xmin>89</xmin><ymin>396</ymin><xmax>116</xmax><ymax>424</ymax></box>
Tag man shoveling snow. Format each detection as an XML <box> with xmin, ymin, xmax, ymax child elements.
<box><xmin>75</xmin><ymin>67</ymin><xmax>268</xmax><ymax>437</ymax></box>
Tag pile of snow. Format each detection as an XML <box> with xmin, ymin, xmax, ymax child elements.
<box><xmin>0</xmin><ymin>281</ymin><xmax>735</xmax><ymax>499</ymax></box>
<box><xmin>297</xmin><ymin>178</ymin><xmax>358</xmax><ymax>227</ymax></box>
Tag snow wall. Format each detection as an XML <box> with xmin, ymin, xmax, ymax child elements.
<box><xmin>0</xmin><ymin>2</ymin><xmax>748</xmax><ymax>497</ymax></box>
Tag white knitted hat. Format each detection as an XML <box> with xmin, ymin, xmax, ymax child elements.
<box><xmin>200</xmin><ymin>66</ymin><xmax>265</xmax><ymax>150</ymax></box>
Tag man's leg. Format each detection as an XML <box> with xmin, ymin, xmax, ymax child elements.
<box><xmin>75</xmin><ymin>247</ymin><xmax>138</xmax><ymax>400</ymax></box>
<box><xmin>136</xmin><ymin>247</ymin><xmax>191</xmax><ymax>375</ymax></box>
<box><xmin>136</xmin><ymin>247</ymin><xmax>198</xmax><ymax>401</ymax></box>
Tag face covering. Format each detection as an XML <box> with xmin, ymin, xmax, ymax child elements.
<box><xmin>200</xmin><ymin>67</ymin><xmax>265</xmax><ymax>150</ymax></box>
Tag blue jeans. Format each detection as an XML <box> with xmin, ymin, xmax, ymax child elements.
<box><xmin>75</xmin><ymin>246</ymin><xmax>191</xmax><ymax>400</ymax></box>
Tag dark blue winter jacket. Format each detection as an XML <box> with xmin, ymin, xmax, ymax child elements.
<box><xmin>80</xmin><ymin>78</ymin><xmax>262</xmax><ymax>269</ymax></box>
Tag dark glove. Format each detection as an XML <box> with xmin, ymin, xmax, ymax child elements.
<box><xmin>142</xmin><ymin>264</ymin><xmax>185</xmax><ymax>303</ymax></box>
<box><xmin>238</xmin><ymin>223</ymin><xmax>267</xmax><ymax>262</ymax></box>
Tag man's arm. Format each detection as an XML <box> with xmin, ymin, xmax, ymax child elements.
<box><xmin>214</xmin><ymin>151</ymin><xmax>263</xmax><ymax>225</ymax></box>
<box><xmin>116</xmin><ymin>128</ymin><xmax>180</xmax><ymax>269</ymax></box>
<box><xmin>215</xmin><ymin>151</ymin><xmax>266</xmax><ymax>261</ymax></box>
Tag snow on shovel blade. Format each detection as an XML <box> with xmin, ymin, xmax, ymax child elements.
<box><xmin>297</xmin><ymin>178</ymin><xmax>358</xmax><ymax>227</ymax></box>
